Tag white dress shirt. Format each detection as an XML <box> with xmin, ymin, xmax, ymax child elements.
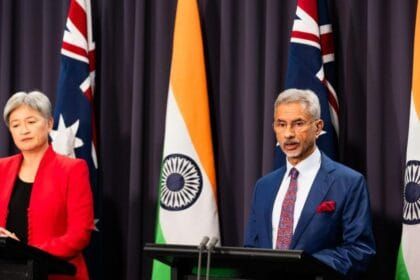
<box><xmin>271</xmin><ymin>147</ymin><xmax>321</xmax><ymax>248</ymax></box>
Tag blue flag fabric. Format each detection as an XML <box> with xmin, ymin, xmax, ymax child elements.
<box><xmin>49</xmin><ymin>0</ymin><xmax>101</xmax><ymax>279</ymax></box>
<box><xmin>275</xmin><ymin>0</ymin><xmax>339</xmax><ymax>169</ymax></box>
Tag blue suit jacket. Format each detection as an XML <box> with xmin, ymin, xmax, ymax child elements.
<box><xmin>244</xmin><ymin>153</ymin><xmax>376</xmax><ymax>276</ymax></box>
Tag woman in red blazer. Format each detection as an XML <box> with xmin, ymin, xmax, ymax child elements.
<box><xmin>0</xmin><ymin>91</ymin><xmax>94</xmax><ymax>280</ymax></box>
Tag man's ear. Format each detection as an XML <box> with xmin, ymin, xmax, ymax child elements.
<box><xmin>315</xmin><ymin>119</ymin><xmax>324</xmax><ymax>135</ymax></box>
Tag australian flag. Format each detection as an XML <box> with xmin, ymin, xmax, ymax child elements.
<box><xmin>274</xmin><ymin>0</ymin><xmax>339</xmax><ymax>169</ymax></box>
<box><xmin>49</xmin><ymin>0</ymin><xmax>101</xmax><ymax>279</ymax></box>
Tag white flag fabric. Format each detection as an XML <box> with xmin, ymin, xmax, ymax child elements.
<box><xmin>152</xmin><ymin>0</ymin><xmax>221</xmax><ymax>278</ymax></box>
<box><xmin>396</xmin><ymin>2</ymin><xmax>420</xmax><ymax>279</ymax></box>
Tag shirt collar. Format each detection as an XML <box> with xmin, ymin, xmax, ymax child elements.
<box><xmin>286</xmin><ymin>147</ymin><xmax>321</xmax><ymax>176</ymax></box>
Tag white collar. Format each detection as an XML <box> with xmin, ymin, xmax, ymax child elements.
<box><xmin>286</xmin><ymin>147</ymin><xmax>321</xmax><ymax>176</ymax></box>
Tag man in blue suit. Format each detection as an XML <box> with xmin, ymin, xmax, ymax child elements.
<box><xmin>244</xmin><ymin>89</ymin><xmax>375</xmax><ymax>277</ymax></box>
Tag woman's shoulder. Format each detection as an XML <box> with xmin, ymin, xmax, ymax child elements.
<box><xmin>53</xmin><ymin>153</ymin><xmax>88</xmax><ymax>168</ymax></box>
<box><xmin>45</xmin><ymin>148</ymin><xmax>88</xmax><ymax>172</ymax></box>
<box><xmin>0</xmin><ymin>153</ymin><xmax>21</xmax><ymax>165</ymax></box>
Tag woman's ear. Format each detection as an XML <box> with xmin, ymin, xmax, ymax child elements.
<box><xmin>47</xmin><ymin>117</ymin><xmax>54</xmax><ymax>131</ymax></box>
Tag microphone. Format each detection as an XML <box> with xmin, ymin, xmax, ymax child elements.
<box><xmin>205</xmin><ymin>237</ymin><xmax>219</xmax><ymax>280</ymax></box>
<box><xmin>207</xmin><ymin>237</ymin><xmax>218</xmax><ymax>251</ymax></box>
<box><xmin>199</xmin><ymin>236</ymin><xmax>210</xmax><ymax>249</ymax></box>
<box><xmin>197</xmin><ymin>236</ymin><xmax>210</xmax><ymax>280</ymax></box>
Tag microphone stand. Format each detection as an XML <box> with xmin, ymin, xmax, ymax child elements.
<box><xmin>197</xmin><ymin>236</ymin><xmax>209</xmax><ymax>280</ymax></box>
<box><xmin>205</xmin><ymin>237</ymin><xmax>219</xmax><ymax>280</ymax></box>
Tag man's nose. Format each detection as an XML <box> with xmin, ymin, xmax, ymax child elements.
<box><xmin>283</xmin><ymin>125</ymin><xmax>296</xmax><ymax>138</ymax></box>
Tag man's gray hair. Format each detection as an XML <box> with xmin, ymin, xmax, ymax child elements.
<box><xmin>3</xmin><ymin>90</ymin><xmax>52</xmax><ymax>126</ymax></box>
<box><xmin>274</xmin><ymin>88</ymin><xmax>321</xmax><ymax>119</ymax></box>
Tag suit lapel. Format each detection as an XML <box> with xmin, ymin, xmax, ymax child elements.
<box><xmin>29</xmin><ymin>146</ymin><xmax>59</xmax><ymax>214</ymax></box>
<box><xmin>290</xmin><ymin>154</ymin><xmax>336</xmax><ymax>247</ymax></box>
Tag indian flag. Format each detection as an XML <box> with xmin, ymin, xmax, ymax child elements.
<box><xmin>396</xmin><ymin>1</ymin><xmax>420</xmax><ymax>279</ymax></box>
<box><xmin>152</xmin><ymin>0</ymin><xmax>220</xmax><ymax>278</ymax></box>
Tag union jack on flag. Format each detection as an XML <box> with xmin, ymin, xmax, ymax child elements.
<box><xmin>49</xmin><ymin>0</ymin><xmax>101</xmax><ymax>278</ymax></box>
<box><xmin>275</xmin><ymin>0</ymin><xmax>339</xmax><ymax>168</ymax></box>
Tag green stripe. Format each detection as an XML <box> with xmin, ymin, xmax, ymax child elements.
<box><xmin>152</xmin><ymin>165</ymin><xmax>171</xmax><ymax>280</ymax></box>
<box><xmin>396</xmin><ymin>244</ymin><xmax>410</xmax><ymax>280</ymax></box>
<box><xmin>151</xmin><ymin>259</ymin><xmax>170</xmax><ymax>280</ymax></box>
<box><xmin>192</xmin><ymin>267</ymin><xmax>240</xmax><ymax>278</ymax></box>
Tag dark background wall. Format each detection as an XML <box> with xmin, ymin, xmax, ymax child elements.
<box><xmin>0</xmin><ymin>0</ymin><xmax>415</xmax><ymax>279</ymax></box>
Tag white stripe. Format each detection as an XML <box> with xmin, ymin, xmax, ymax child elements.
<box><xmin>402</xmin><ymin>224</ymin><xmax>420</xmax><ymax>279</ymax></box>
<box><xmin>315</xmin><ymin>67</ymin><xmax>324</xmax><ymax>81</ymax></box>
<box><xmin>329</xmin><ymin>105</ymin><xmax>339</xmax><ymax>136</ymax></box>
<box><xmin>294</xmin><ymin>7</ymin><xmax>319</xmax><ymax>37</ymax></box>
<box><xmin>322</xmin><ymin>53</ymin><xmax>335</xmax><ymax>64</ymax></box>
<box><xmin>315</xmin><ymin>68</ymin><xmax>339</xmax><ymax>136</ymax></box>
<box><xmin>91</xmin><ymin>142</ymin><xmax>98</xmax><ymax>169</ymax></box>
<box><xmin>89</xmin><ymin>71</ymin><xmax>96</xmax><ymax>97</ymax></box>
<box><xmin>76</xmin><ymin>0</ymin><xmax>96</xmax><ymax>52</ymax></box>
<box><xmin>291</xmin><ymin>38</ymin><xmax>320</xmax><ymax>49</ymax></box>
<box><xmin>79</xmin><ymin>76</ymin><xmax>91</xmax><ymax>93</ymax></box>
<box><xmin>325</xmin><ymin>79</ymin><xmax>339</xmax><ymax>108</ymax></box>
<box><xmin>75</xmin><ymin>0</ymin><xmax>86</xmax><ymax>11</ymax></box>
<box><xmin>406</xmin><ymin>95</ymin><xmax>420</xmax><ymax>160</ymax></box>
<box><xmin>324</xmin><ymin>80</ymin><xmax>339</xmax><ymax>135</ymax></box>
<box><xmin>320</xmin><ymin>24</ymin><xmax>332</xmax><ymax>35</ymax></box>
<box><xmin>61</xmin><ymin>49</ymin><xmax>89</xmax><ymax>63</ymax></box>
<box><xmin>160</xmin><ymin>86</ymin><xmax>220</xmax><ymax>245</ymax></box>
<box><xmin>63</xmin><ymin>19</ymin><xmax>87</xmax><ymax>51</ymax></box>
<box><xmin>402</xmin><ymin>95</ymin><xmax>420</xmax><ymax>278</ymax></box>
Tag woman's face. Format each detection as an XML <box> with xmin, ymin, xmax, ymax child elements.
<box><xmin>8</xmin><ymin>105</ymin><xmax>52</xmax><ymax>154</ymax></box>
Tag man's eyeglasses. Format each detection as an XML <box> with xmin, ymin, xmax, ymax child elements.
<box><xmin>273</xmin><ymin>119</ymin><xmax>317</xmax><ymax>132</ymax></box>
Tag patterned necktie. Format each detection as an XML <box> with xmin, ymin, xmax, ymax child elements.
<box><xmin>276</xmin><ymin>167</ymin><xmax>299</xmax><ymax>250</ymax></box>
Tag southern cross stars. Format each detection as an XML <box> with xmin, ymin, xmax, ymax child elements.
<box><xmin>50</xmin><ymin>114</ymin><xmax>83</xmax><ymax>158</ymax></box>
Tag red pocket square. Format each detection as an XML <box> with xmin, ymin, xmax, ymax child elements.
<box><xmin>316</xmin><ymin>200</ymin><xmax>336</xmax><ymax>213</ymax></box>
